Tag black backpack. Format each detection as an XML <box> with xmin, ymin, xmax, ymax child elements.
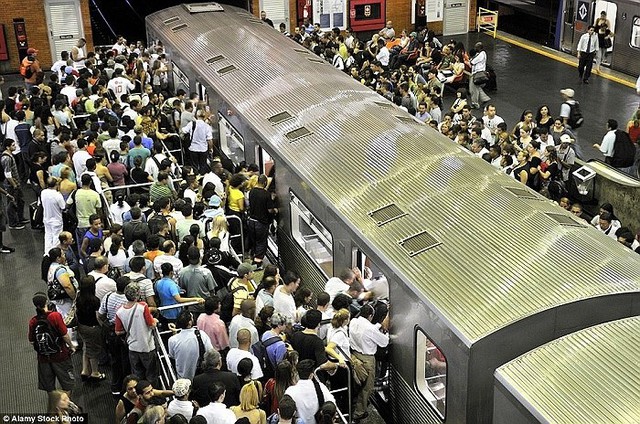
<box><xmin>609</xmin><ymin>130</ymin><xmax>636</xmax><ymax>168</ymax></box>
<box><xmin>565</xmin><ymin>101</ymin><xmax>584</xmax><ymax>129</ymax></box>
<box><xmin>147</xmin><ymin>213</ymin><xmax>169</xmax><ymax>235</ymax></box>
<box><xmin>251</xmin><ymin>336</ymin><xmax>281</xmax><ymax>376</ymax></box>
<box><xmin>32</xmin><ymin>315</ymin><xmax>61</xmax><ymax>356</ymax></box>
<box><xmin>219</xmin><ymin>280</ymin><xmax>245</xmax><ymax>325</ymax></box>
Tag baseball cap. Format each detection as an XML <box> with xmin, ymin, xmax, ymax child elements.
<box><xmin>560</xmin><ymin>88</ymin><xmax>574</xmax><ymax>98</ymax></box>
<box><xmin>209</xmin><ymin>195</ymin><xmax>221</xmax><ymax>207</ymax></box>
<box><xmin>560</xmin><ymin>134</ymin><xmax>574</xmax><ymax>144</ymax></box>
<box><xmin>410</xmin><ymin>32</ymin><xmax>417</xmax><ymax>38</ymax></box>
<box><xmin>27</xmin><ymin>48</ymin><xmax>38</xmax><ymax>55</ymax></box>
<box><xmin>237</xmin><ymin>262</ymin><xmax>256</xmax><ymax>277</ymax></box>
<box><xmin>172</xmin><ymin>379</ymin><xmax>191</xmax><ymax>397</ymax></box>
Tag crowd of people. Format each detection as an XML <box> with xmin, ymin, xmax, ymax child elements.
<box><xmin>7</xmin><ymin>13</ymin><xmax>640</xmax><ymax>424</ymax></box>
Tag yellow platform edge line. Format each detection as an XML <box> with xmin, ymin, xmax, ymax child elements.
<box><xmin>494</xmin><ymin>32</ymin><xmax>636</xmax><ymax>89</ymax></box>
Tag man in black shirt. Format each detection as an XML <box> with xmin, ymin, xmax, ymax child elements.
<box><xmin>290</xmin><ymin>309</ymin><xmax>337</xmax><ymax>373</ymax></box>
<box><xmin>247</xmin><ymin>174</ymin><xmax>276</xmax><ymax>269</ymax></box>
<box><xmin>191</xmin><ymin>348</ymin><xmax>241</xmax><ymax>408</ymax></box>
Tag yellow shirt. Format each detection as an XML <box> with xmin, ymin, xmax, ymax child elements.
<box><xmin>227</xmin><ymin>187</ymin><xmax>245</xmax><ymax>212</ymax></box>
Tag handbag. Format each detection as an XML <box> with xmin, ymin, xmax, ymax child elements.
<box><xmin>473</xmin><ymin>70</ymin><xmax>489</xmax><ymax>86</ymax></box>
<box><xmin>64</xmin><ymin>297</ymin><xmax>78</xmax><ymax>328</ymax></box>
<box><xmin>603</xmin><ymin>37</ymin><xmax>612</xmax><ymax>48</ymax></box>
<box><xmin>47</xmin><ymin>266</ymin><xmax>69</xmax><ymax>300</ymax></box>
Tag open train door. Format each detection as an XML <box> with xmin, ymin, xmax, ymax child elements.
<box><xmin>255</xmin><ymin>145</ymin><xmax>278</xmax><ymax>260</ymax></box>
<box><xmin>561</xmin><ymin>0</ymin><xmax>592</xmax><ymax>54</ymax></box>
<box><xmin>592</xmin><ymin>1</ymin><xmax>617</xmax><ymax>66</ymax></box>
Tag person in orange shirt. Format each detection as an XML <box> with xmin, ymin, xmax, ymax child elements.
<box><xmin>21</xmin><ymin>47</ymin><xmax>42</xmax><ymax>93</ymax></box>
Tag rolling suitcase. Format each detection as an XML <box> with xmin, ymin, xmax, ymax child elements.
<box><xmin>30</xmin><ymin>200</ymin><xmax>44</xmax><ymax>230</ymax></box>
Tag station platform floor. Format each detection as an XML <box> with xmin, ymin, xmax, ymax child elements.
<box><xmin>0</xmin><ymin>28</ymin><xmax>638</xmax><ymax>422</ymax></box>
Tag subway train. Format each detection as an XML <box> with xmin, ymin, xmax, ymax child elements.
<box><xmin>494</xmin><ymin>316</ymin><xmax>640</xmax><ymax>423</ymax></box>
<box><xmin>146</xmin><ymin>4</ymin><xmax>640</xmax><ymax>423</ymax></box>
<box><xmin>559</xmin><ymin>0</ymin><xmax>640</xmax><ymax>76</ymax></box>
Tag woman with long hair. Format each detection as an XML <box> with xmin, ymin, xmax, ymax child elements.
<box><xmin>76</xmin><ymin>275</ymin><xmax>105</xmax><ymax>381</ymax></box>
<box><xmin>293</xmin><ymin>287</ymin><xmax>312</xmax><ymax>323</ymax></box>
<box><xmin>107</xmin><ymin>234</ymin><xmax>128</xmax><ymax>272</ymax></box>
<box><xmin>178</xmin><ymin>235</ymin><xmax>195</xmax><ymax>267</ymax></box>
<box><xmin>47</xmin><ymin>390</ymin><xmax>82</xmax><ymax>419</ymax></box>
<box><xmin>42</xmin><ymin>247</ymin><xmax>77</xmax><ymax>321</ymax></box>
<box><xmin>262</xmin><ymin>360</ymin><xmax>298</xmax><ymax>417</ymax></box>
<box><xmin>535</xmin><ymin>105</ymin><xmax>554</xmax><ymax>133</ymax></box>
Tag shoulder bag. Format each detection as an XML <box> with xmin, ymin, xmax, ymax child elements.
<box><xmin>473</xmin><ymin>70</ymin><xmax>489</xmax><ymax>86</ymax></box>
<box><xmin>312</xmin><ymin>376</ymin><xmax>325</xmax><ymax>423</ymax></box>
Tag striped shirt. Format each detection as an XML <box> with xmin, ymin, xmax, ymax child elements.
<box><xmin>99</xmin><ymin>291</ymin><xmax>128</xmax><ymax>325</ymax></box>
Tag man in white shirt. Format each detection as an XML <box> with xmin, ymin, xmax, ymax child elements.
<box><xmin>577</xmin><ymin>25</ymin><xmax>598</xmax><ymax>84</ymax></box>
<box><xmin>107</xmin><ymin>68</ymin><xmax>135</xmax><ymax>102</ymax></box>
<box><xmin>168</xmin><ymin>310</ymin><xmax>214</xmax><ymax>380</ymax></box>
<box><xmin>324</xmin><ymin>268</ymin><xmax>372</xmax><ymax>305</ymax></box>
<box><xmin>51</xmin><ymin>51</ymin><xmax>70</xmax><ymax>82</ymax></box>
<box><xmin>88</xmin><ymin>256</ymin><xmax>117</xmax><ymax>301</ymax></box>
<box><xmin>596</xmin><ymin>212</ymin><xmax>621</xmax><ymax>239</ymax></box>
<box><xmin>375</xmin><ymin>39</ymin><xmax>390</xmax><ymax>67</ymax></box>
<box><xmin>273</xmin><ymin>271</ymin><xmax>299</xmax><ymax>320</ymax></box>
<box><xmin>482</xmin><ymin>104</ymin><xmax>504</xmax><ymax>145</ymax></box>
<box><xmin>228</xmin><ymin>299</ymin><xmax>259</xmax><ymax>349</ymax></box>
<box><xmin>196</xmin><ymin>381</ymin><xmax>236</xmax><ymax>424</ymax></box>
<box><xmin>201</xmin><ymin>160</ymin><xmax>225</xmax><ymax>200</ymax></box>
<box><xmin>40</xmin><ymin>177</ymin><xmax>66</xmax><ymax>253</ymax></box>
<box><xmin>349</xmin><ymin>304</ymin><xmax>389</xmax><ymax>420</ymax></box>
<box><xmin>182</xmin><ymin>110</ymin><xmax>212</xmax><ymax>174</ymax></box>
<box><xmin>226</xmin><ymin>328</ymin><xmax>263</xmax><ymax>380</ymax></box>
<box><xmin>72</xmin><ymin>139</ymin><xmax>92</xmax><ymax>178</ymax></box>
<box><xmin>153</xmin><ymin>240</ymin><xmax>183</xmax><ymax>276</ymax></box>
<box><xmin>592</xmin><ymin>119</ymin><xmax>618</xmax><ymax>162</ymax></box>
<box><xmin>112</xmin><ymin>36</ymin><xmax>128</xmax><ymax>55</ymax></box>
<box><xmin>60</xmin><ymin>75</ymin><xmax>78</xmax><ymax>106</ymax></box>
<box><xmin>284</xmin><ymin>360</ymin><xmax>335</xmax><ymax>424</ymax></box>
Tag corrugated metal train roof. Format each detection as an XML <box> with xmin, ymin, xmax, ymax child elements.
<box><xmin>496</xmin><ymin>316</ymin><xmax>640</xmax><ymax>423</ymax></box>
<box><xmin>147</xmin><ymin>5</ymin><xmax>640</xmax><ymax>343</ymax></box>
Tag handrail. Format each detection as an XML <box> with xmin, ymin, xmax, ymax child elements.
<box><xmin>478</xmin><ymin>8</ymin><xmax>498</xmax><ymax>38</ymax></box>
<box><xmin>153</xmin><ymin>325</ymin><xmax>177</xmax><ymax>390</ymax></box>
<box><xmin>224</xmin><ymin>214</ymin><xmax>246</xmax><ymax>261</ymax></box>
<box><xmin>316</xmin><ymin>360</ymin><xmax>352</xmax><ymax>424</ymax></box>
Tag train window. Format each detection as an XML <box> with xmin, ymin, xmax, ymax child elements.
<box><xmin>217</xmin><ymin>112</ymin><xmax>245</xmax><ymax>166</ymax></box>
<box><xmin>415</xmin><ymin>329</ymin><xmax>447</xmax><ymax>420</ymax></box>
<box><xmin>290</xmin><ymin>191</ymin><xmax>333</xmax><ymax>276</ymax></box>
<box><xmin>632</xmin><ymin>16</ymin><xmax>640</xmax><ymax>48</ymax></box>
<box><xmin>353</xmin><ymin>248</ymin><xmax>388</xmax><ymax>299</ymax></box>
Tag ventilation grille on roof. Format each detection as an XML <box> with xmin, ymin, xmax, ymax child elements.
<box><xmin>294</xmin><ymin>48</ymin><xmax>310</xmax><ymax>55</ymax></box>
<box><xmin>217</xmin><ymin>65</ymin><xmax>237</xmax><ymax>76</ymax></box>
<box><xmin>163</xmin><ymin>16</ymin><xmax>180</xmax><ymax>25</ymax></box>
<box><xmin>183</xmin><ymin>3</ymin><xmax>224</xmax><ymax>13</ymax></box>
<box><xmin>307</xmin><ymin>58</ymin><xmax>325</xmax><ymax>64</ymax></box>
<box><xmin>395</xmin><ymin>115</ymin><xmax>418</xmax><ymax>124</ymax></box>
<box><xmin>545</xmin><ymin>213</ymin><xmax>586</xmax><ymax>227</ymax></box>
<box><xmin>268</xmin><ymin>112</ymin><xmax>293</xmax><ymax>125</ymax></box>
<box><xmin>373</xmin><ymin>101</ymin><xmax>394</xmax><ymax>110</ymax></box>
<box><xmin>399</xmin><ymin>231</ymin><xmax>441</xmax><ymax>257</ymax></box>
<box><xmin>247</xmin><ymin>18</ymin><xmax>263</xmax><ymax>23</ymax></box>
<box><xmin>171</xmin><ymin>23</ymin><xmax>188</xmax><ymax>32</ymax></box>
<box><xmin>285</xmin><ymin>127</ymin><xmax>312</xmax><ymax>142</ymax></box>
<box><xmin>206</xmin><ymin>55</ymin><xmax>225</xmax><ymax>64</ymax></box>
<box><xmin>368</xmin><ymin>204</ymin><xmax>407</xmax><ymax>227</ymax></box>
<box><xmin>503</xmin><ymin>186</ymin><xmax>540</xmax><ymax>200</ymax></box>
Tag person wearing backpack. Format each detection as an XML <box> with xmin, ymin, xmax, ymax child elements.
<box><xmin>559</xmin><ymin>88</ymin><xmax>584</xmax><ymax>131</ymax></box>
<box><xmin>28</xmin><ymin>292</ymin><xmax>76</xmax><ymax>406</ymax></box>
<box><xmin>254</xmin><ymin>312</ymin><xmax>290</xmax><ymax>379</ymax></box>
<box><xmin>594</xmin><ymin>119</ymin><xmax>636</xmax><ymax>173</ymax></box>
<box><xmin>21</xmin><ymin>48</ymin><xmax>42</xmax><ymax>92</ymax></box>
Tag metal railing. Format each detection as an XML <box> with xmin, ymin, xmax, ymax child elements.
<box><xmin>478</xmin><ymin>8</ymin><xmax>498</xmax><ymax>38</ymax></box>
<box><xmin>316</xmin><ymin>352</ymin><xmax>353</xmax><ymax>424</ymax></box>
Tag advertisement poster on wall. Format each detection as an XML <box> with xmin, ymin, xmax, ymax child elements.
<box><xmin>313</xmin><ymin>0</ymin><xmax>347</xmax><ymax>30</ymax></box>
<box><xmin>426</xmin><ymin>0</ymin><xmax>444</xmax><ymax>22</ymax></box>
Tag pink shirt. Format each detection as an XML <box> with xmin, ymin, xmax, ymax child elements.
<box><xmin>196</xmin><ymin>312</ymin><xmax>229</xmax><ymax>351</ymax></box>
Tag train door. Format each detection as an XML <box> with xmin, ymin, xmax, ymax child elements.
<box><xmin>560</xmin><ymin>0</ymin><xmax>576</xmax><ymax>52</ymax></box>
<box><xmin>260</xmin><ymin>0</ymin><xmax>289</xmax><ymax>30</ymax></box>
<box><xmin>592</xmin><ymin>1</ymin><xmax>617</xmax><ymax>66</ymax></box>
<box><xmin>217</xmin><ymin>113</ymin><xmax>245</xmax><ymax>167</ymax></box>
<box><xmin>195</xmin><ymin>81</ymin><xmax>209</xmax><ymax>105</ymax></box>
<box><xmin>44</xmin><ymin>0</ymin><xmax>85</xmax><ymax>65</ymax></box>
<box><xmin>256</xmin><ymin>145</ymin><xmax>278</xmax><ymax>257</ymax></box>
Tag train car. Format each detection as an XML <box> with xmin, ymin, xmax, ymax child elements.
<box><xmin>559</xmin><ymin>0</ymin><xmax>640</xmax><ymax>76</ymax></box>
<box><xmin>146</xmin><ymin>4</ymin><xmax>640</xmax><ymax>423</ymax></box>
<box><xmin>494</xmin><ymin>316</ymin><xmax>640</xmax><ymax>423</ymax></box>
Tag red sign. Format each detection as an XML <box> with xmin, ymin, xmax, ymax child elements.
<box><xmin>0</xmin><ymin>25</ymin><xmax>8</xmax><ymax>61</ymax></box>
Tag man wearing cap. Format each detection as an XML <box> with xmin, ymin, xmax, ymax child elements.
<box><xmin>28</xmin><ymin>292</ymin><xmax>76</xmax><ymax>404</ymax></box>
<box><xmin>577</xmin><ymin>25</ymin><xmax>598</xmax><ymax>84</ymax></box>
<box><xmin>167</xmin><ymin>379</ymin><xmax>195</xmax><ymax>419</ymax></box>
<box><xmin>115</xmin><ymin>282</ymin><xmax>159</xmax><ymax>384</ymax></box>
<box><xmin>389</xmin><ymin>31</ymin><xmax>419</xmax><ymax>69</ymax></box>
<box><xmin>203</xmin><ymin>195</ymin><xmax>225</xmax><ymax>221</ymax></box>
<box><xmin>168</xmin><ymin>309</ymin><xmax>213</xmax><ymax>380</ymax></box>
<box><xmin>230</xmin><ymin>263</ymin><xmax>257</xmax><ymax>317</ymax></box>
<box><xmin>559</xmin><ymin>88</ymin><xmax>578</xmax><ymax>129</ymax></box>
<box><xmin>22</xmin><ymin>47</ymin><xmax>41</xmax><ymax>92</ymax></box>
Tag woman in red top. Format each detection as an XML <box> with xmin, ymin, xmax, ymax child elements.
<box><xmin>626</xmin><ymin>109</ymin><xmax>640</xmax><ymax>144</ymax></box>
